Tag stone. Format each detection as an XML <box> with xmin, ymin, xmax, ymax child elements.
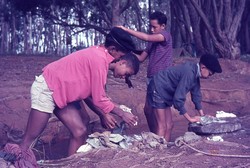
<box><xmin>175</xmin><ymin>132</ymin><xmax>202</xmax><ymax>146</ymax></box>
<box><xmin>183</xmin><ymin>132</ymin><xmax>202</xmax><ymax>143</ymax></box>
<box><xmin>188</xmin><ymin>117</ymin><xmax>242</xmax><ymax>134</ymax></box>
<box><xmin>76</xmin><ymin>144</ymin><xmax>93</xmax><ymax>153</ymax></box>
<box><xmin>0</xmin><ymin>122</ymin><xmax>9</xmax><ymax>148</ymax></box>
<box><xmin>109</xmin><ymin>134</ymin><xmax>125</xmax><ymax>143</ymax></box>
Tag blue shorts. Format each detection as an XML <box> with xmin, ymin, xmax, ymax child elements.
<box><xmin>146</xmin><ymin>80</ymin><xmax>169</xmax><ymax>109</ymax></box>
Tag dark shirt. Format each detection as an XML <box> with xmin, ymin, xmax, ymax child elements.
<box><xmin>145</xmin><ymin>30</ymin><xmax>173</xmax><ymax>77</ymax></box>
<box><xmin>153</xmin><ymin>62</ymin><xmax>202</xmax><ymax>115</ymax></box>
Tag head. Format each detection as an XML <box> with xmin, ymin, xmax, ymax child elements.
<box><xmin>110</xmin><ymin>52</ymin><xmax>140</xmax><ymax>80</ymax></box>
<box><xmin>199</xmin><ymin>54</ymin><xmax>222</xmax><ymax>78</ymax></box>
<box><xmin>105</xmin><ymin>27</ymin><xmax>140</xmax><ymax>60</ymax></box>
<box><xmin>149</xmin><ymin>11</ymin><xmax>167</xmax><ymax>34</ymax></box>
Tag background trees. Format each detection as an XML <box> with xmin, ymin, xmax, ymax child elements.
<box><xmin>0</xmin><ymin>0</ymin><xmax>249</xmax><ymax>59</ymax></box>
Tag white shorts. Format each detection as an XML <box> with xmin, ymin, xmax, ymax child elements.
<box><xmin>31</xmin><ymin>75</ymin><xmax>55</xmax><ymax>113</ymax></box>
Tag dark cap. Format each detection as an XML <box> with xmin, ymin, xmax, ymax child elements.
<box><xmin>200</xmin><ymin>54</ymin><xmax>222</xmax><ymax>73</ymax></box>
<box><xmin>109</xmin><ymin>27</ymin><xmax>142</xmax><ymax>55</ymax></box>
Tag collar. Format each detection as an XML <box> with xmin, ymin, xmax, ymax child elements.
<box><xmin>95</xmin><ymin>45</ymin><xmax>114</xmax><ymax>64</ymax></box>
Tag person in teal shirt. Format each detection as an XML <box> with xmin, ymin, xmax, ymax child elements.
<box><xmin>147</xmin><ymin>54</ymin><xmax>222</xmax><ymax>141</ymax></box>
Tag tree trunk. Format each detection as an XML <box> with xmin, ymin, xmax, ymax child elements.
<box><xmin>245</xmin><ymin>23</ymin><xmax>250</xmax><ymax>53</ymax></box>
<box><xmin>43</xmin><ymin>27</ymin><xmax>48</xmax><ymax>54</ymax></box>
<box><xmin>238</xmin><ymin>0</ymin><xmax>250</xmax><ymax>54</ymax></box>
<box><xmin>28</xmin><ymin>12</ymin><xmax>32</xmax><ymax>54</ymax></box>
<box><xmin>190</xmin><ymin>0</ymin><xmax>246</xmax><ymax>59</ymax></box>
<box><xmin>11</xmin><ymin>15</ymin><xmax>17</xmax><ymax>54</ymax></box>
<box><xmin>0</xmin><ymin>18</ymin><xmax>6</xmax><ymax>54</ymax></box>
<box><xmin>22</xmin><ymin>12</ymin><xmax>32</xmax><ymax>54</ymax></box>
<box><xmin>112</xmin><ymin>0</ymin><xmax>120</xmax><ymax>26</ymax></box>
<box><xmin>0</xmin><ymin>0</ymin><xmax>5</xmax><ymax>54</ymax></box>
<box><xmin>186</xmin><ymin>0</ymin><xmax>205</xmax><ymax>56</ymax></box>
<box><xmin>200</xmin><ymin>0</ymin><xmax>213</xmax><ymax>53</ymax></box>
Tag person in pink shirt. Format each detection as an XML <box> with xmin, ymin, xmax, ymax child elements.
<box><xmin>2</xmin><ymin>27</ymin><xmax>141</xmax><ymax>168</ymax></box>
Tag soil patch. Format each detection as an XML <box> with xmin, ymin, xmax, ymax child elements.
<box><xmin>0</xmin><ymin>55</ymin><xmax>250</xmax><ymax>167</ymax></box>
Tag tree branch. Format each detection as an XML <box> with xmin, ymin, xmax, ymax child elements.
<box><xmin>228</xmin><ymin>0</ymin><xmax>246</xmax><ymax>41</ymax></box>
<box><xmin>134</xmin><ymin>0</ymin><xmax>145</xmax><ymax>31</ymax></box>
<box><xmin>223</xmin><ymin>0</ymin><xmax>232</xmax><ymax>34</ymax></box>
<box><xmin>189</xmin><ymin>0</ymin><xmax>218</xmax><ymax>44</ymax></box>
<box><xmin>218</xmin><ymin>0</ymin><xmax>223</xmax><ymax>24</ymax></box>
<box><xmin>120</xmin><ymin>0</ymin><xmax>133</xmax><ymax>14</ymax></box>
<box><xmin>212</xmin><ymin>0</ymin><xmax>223</xmax><ymax>40</ymax></box>
<box><xmin>97</xmin><ymin>0</ymin><xmax>112</xmax><ymax>26</ymax></box>
<box><xmin>212</xmin><ymin>0</ymin><xmax>219</xmax><ymax>30</ymax></box>
<box><xmin>49</xmin><ymin>16</ymin><xmax>109</xmax><ymax>35</ymax></box>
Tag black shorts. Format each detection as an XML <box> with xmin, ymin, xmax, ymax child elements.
<box><xmin>147</xmin><ymin>80</ymin><xmax>169</xmax><ymax>109</ymax></box>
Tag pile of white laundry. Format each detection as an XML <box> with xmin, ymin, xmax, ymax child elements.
<box><xmin>77</xmin><ymin>131</ymin><xmax>167</xmax><ymax>153</ymax></box>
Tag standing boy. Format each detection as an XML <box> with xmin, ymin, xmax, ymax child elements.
<box><xmin>147</xmin><ymin>54</ymin><xmax>222</xmax><ymax>141</ymax></box>
<box><xmin>118</xmin><ymin>11</ymin><xmax>173</xmax><ymax>132</ymax></box>
<box><xmin>2</xmin><ymin>27</ymin><xmax>140</xmax><ymax>168</ymax></box>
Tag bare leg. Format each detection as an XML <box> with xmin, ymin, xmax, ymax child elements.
<box><xmin>20</xmin><ymin>109</ymin><xmax>51</xmax><ymax>150</ymax></box>
<box><xmin>164</xmin><ymin>107</ymin><xmax>173</xmax><ymax>142</ymax></box>
<box><xmin>154</xmin><ymin>108</ymin><xmax>167</xmax><ymax>138</ymax></box>
<box><xmin>144</xmin><ymin>98</ymin><xmax>156</xmax><ymax>132</ymax></box>
<box><xmin>54</xmin><ymin>102</ymin><xmax>90</xmax><ymax>156</ymax></box>
<box><xmin>153</xmin><ymin>107</ymin><xmax>174</xmax><ymax>141</ymax></box>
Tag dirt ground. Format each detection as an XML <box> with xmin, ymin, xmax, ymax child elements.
<box><xmin>0</xmin><ymin>55</ymin><xmax>250</xmax><ymax>168</ymax></box>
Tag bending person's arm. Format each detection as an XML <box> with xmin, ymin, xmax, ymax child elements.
<box><xmin>84</xmin><ymin>97</ymin><xmax>117</xmax><ymax>129</ymax></box>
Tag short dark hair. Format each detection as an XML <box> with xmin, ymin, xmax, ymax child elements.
<box><xmin>150</xmin><ymin>11</ymin><xmax>167</xmax><ymax>25</ymax></box>
<box><xmin>112</xmin><ymin>52</ymin><xmax>140</xmax><ymax>75</ymax></box>
<box><xmin>120</xmin><ymin>53</ymin><xmax>140</xmax><ymax>88</ymax></box>
<box><xmin>120</xmin><ymin>52</ymin><xmax>140</xmax><ymax>75</ymax></box>
<box><xmin>110</xmin><ymin>52</ymin><xmax>139</xmax><ymax>88</ymax></box>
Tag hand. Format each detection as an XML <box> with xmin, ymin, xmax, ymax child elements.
<box><xmin>121</xmin><ymin>112</ymin><xmax>138</xmax><ymax>127</ymax></box>
<box><xmin>189</xmin><ymin>116</ymin><xmax>201</xmax><ymax>123</ymax></box>
<box><xmin>116</xmin><ymin>25</ymin><xmax>126</xmax><ymax>31</ymax></box>
<box><xmin>100</xmin><ymin>113</ymin><xmax>117</xmax><ymax>129</ymax></box>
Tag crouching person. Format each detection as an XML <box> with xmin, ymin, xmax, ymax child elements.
<box><xmin>2</xmin><ymin>27</ymin><xmax>140</xmax><ymax>168</ymax></box>
<box><xmin>147</xmin><ymin>54</ymin><xmax>222</xmax><ymax>141</ymax></box>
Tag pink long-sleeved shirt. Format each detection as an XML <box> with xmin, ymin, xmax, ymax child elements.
<box><xmin>42</xmin><ymin>46</ymin><xmax>115</xmax><ymax>113</ymax></box>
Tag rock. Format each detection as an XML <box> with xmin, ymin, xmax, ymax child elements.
<box><xmin>183</xmin><ymin>132</ymin><xmax>202</xmax><ymax>143</ymax></box>
<box><xmin>0</xmin><ymin>123</ymin><xmax>9</xmax><ymax>148</ymax></box>
<box><xmin>188</xmin><ymin>117</ymin><xmax>242</xmax><ymax>134</ymax></box>
<box><xmin>76</xmin><ymin>144</ymin><xmax>93</xmax><ymax>153</ymax></box>
<box><xmin>175</xmin><ymin>132</ymin><xmax>202</xmax><ymax>147</ymax></box>
<box><xmin>149</xmin><ymin>141</ymin><xmax>159</xmax><ymax>148</ymax></box>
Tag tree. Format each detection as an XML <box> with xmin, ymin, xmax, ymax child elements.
<box><xmin>238</xmin><ymin>0</ymin><xmax>250</xmax><ymax>54</ymax></box>
<box><xmin>189</xmin><ymin>0</ymin><xmax>246</xmax><ymax>59</ymax></box>
<box><xmin>171</xmin><ymin>0</ymin><xmax>247</xmax><ymax>59</ymax></box>
<box><xmin>0</xmin><ymin>0</ymin><xmax>249</xmax><ymax>58</ymax></box>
